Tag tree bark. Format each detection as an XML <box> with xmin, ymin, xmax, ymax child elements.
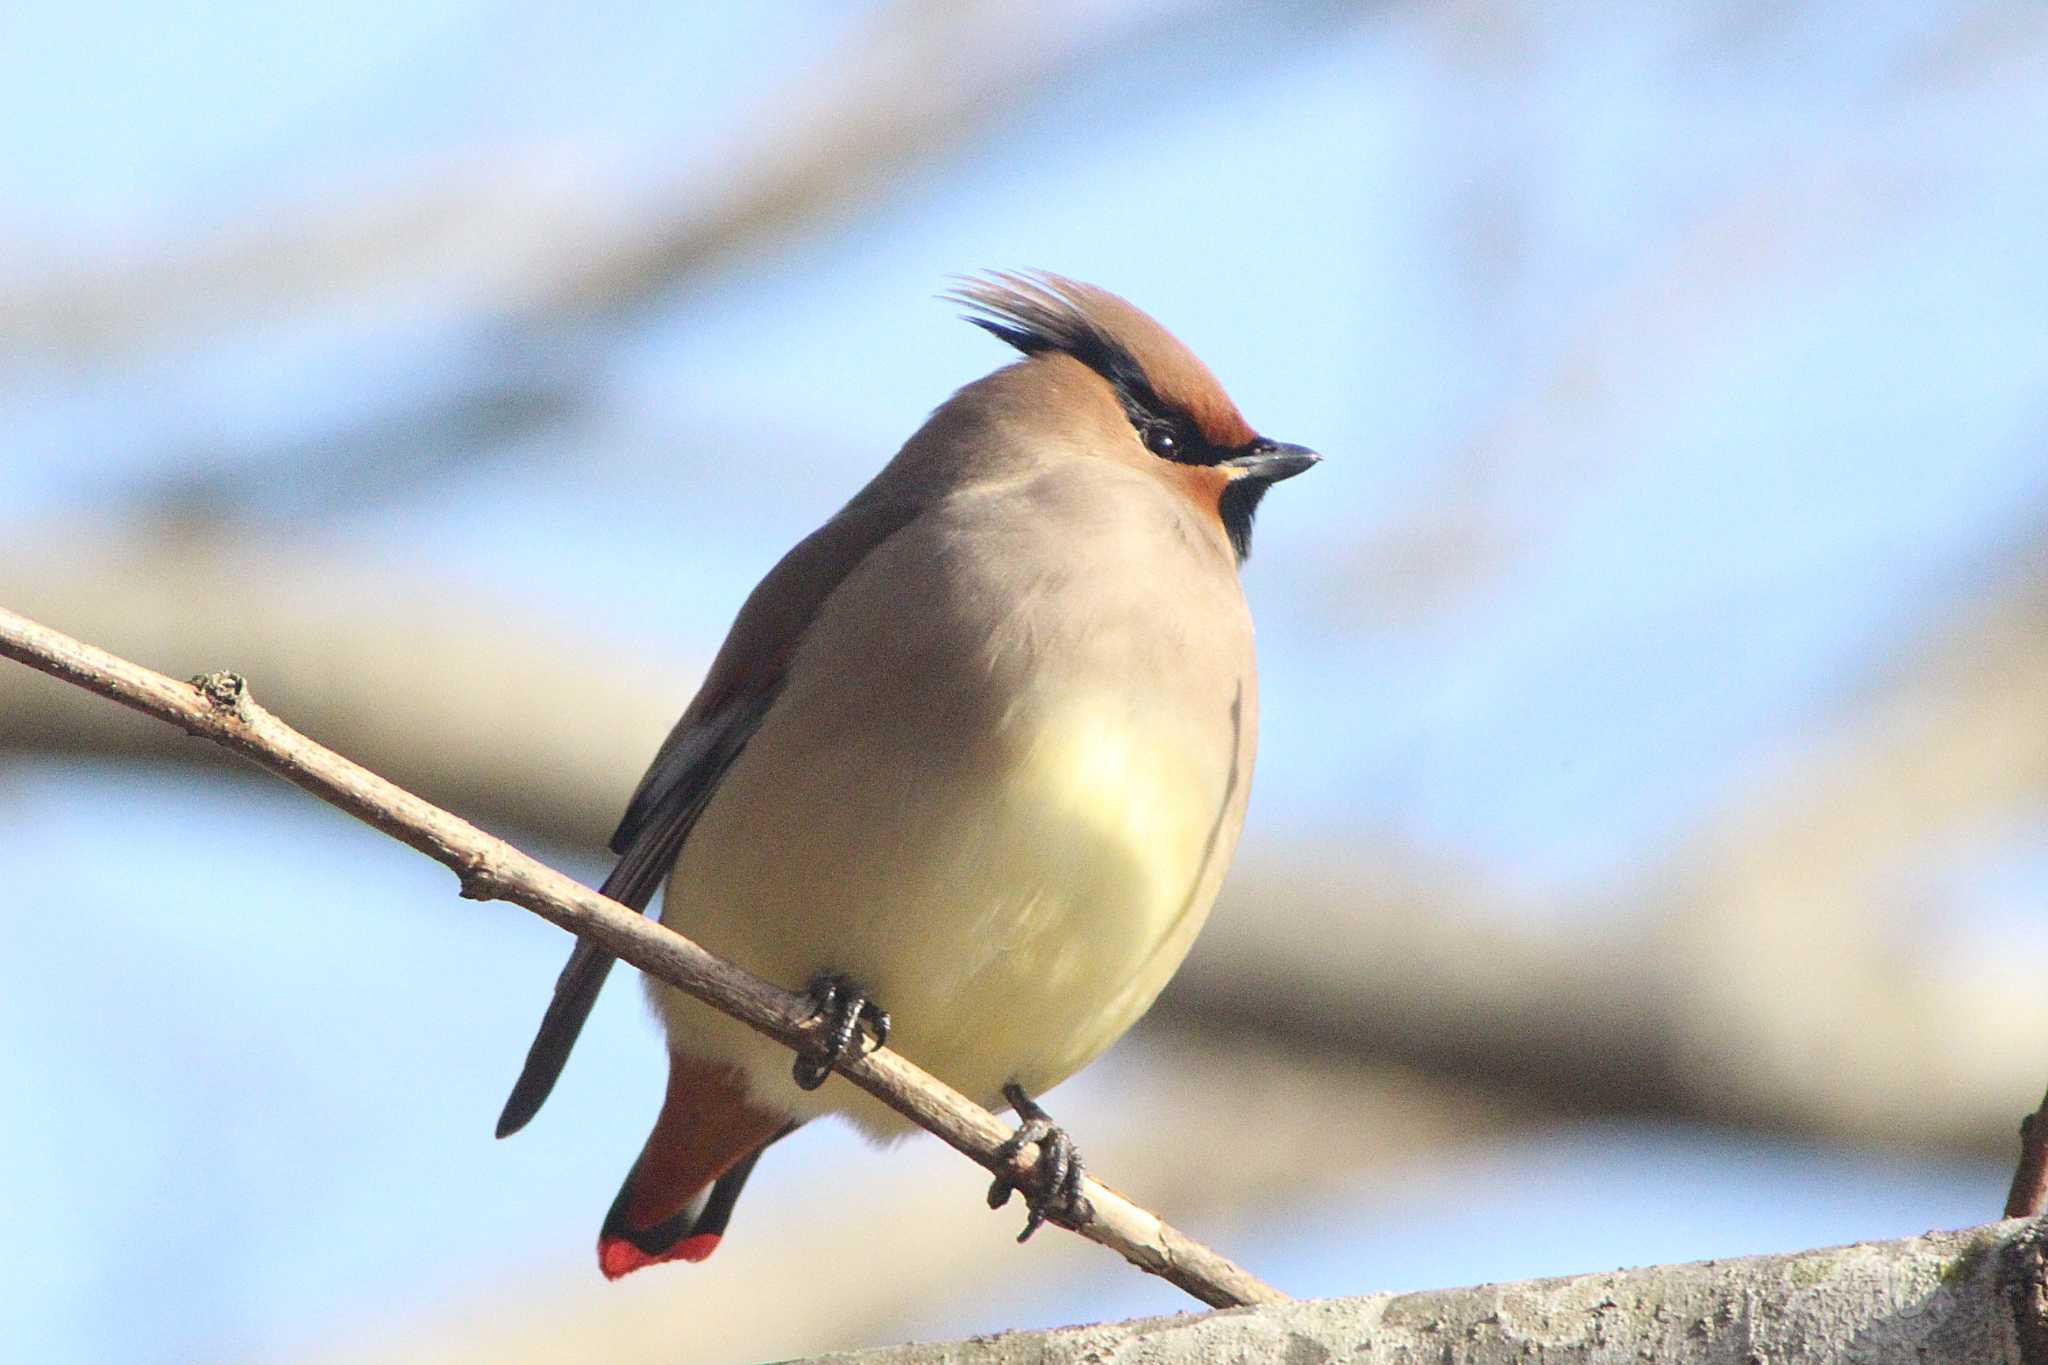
<box><xmin>808</xmin><ymin>1218</ymin><xmax>2048</xmax><ymax>1364</ymax></box>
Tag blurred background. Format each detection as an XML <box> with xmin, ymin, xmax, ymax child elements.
<box><xmin>3</xmin><ymin>1</ymin><xmax>2045</xmax><ymax>1360</ymax></box>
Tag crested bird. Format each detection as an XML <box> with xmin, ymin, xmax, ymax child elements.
<box><xmin>496</xmin><ymin>272</ymin><xmax>1319</xmax><ymax>1277</ymax></box>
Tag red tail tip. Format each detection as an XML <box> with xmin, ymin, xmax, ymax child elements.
<box><xmin>598</xmin><ymin>1232</ymin><xmax>723</xmax><ymax>1279</ymax></box>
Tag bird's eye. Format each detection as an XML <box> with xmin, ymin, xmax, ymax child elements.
<box><xmin>1143</xmin><ymin>427</ymin><xmax>1180</xmax><ymax>458</ymax></box>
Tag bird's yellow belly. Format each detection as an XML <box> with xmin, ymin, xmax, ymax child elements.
<box><xmin>650</xmin><ymin>688</ymin><xmax>1242</xmax><ymax>1136</ymax></box>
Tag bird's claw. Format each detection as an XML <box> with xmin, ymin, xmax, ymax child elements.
<box><xmin>986</xmin><ymin>1082</ymin><xmax>1092</xmax><ymax>1241</ymax></box>
<box><xmin>792</xmin><ymin>973</ymin><xmax>890</xmax><ymax>1090</ymax></box>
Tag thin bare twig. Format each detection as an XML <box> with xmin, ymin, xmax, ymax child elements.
<box><xmin>0</xmin><ymin>604</ymin><xmax>1283</xmax><ymax>1311</ymax></box>
<box><xmin>2009</xmin><ymin>1086</ymin><xmax>2048</xmax><ymax>1219</ymax></box>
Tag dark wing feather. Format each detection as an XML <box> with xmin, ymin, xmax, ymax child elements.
<box><xmin>493</xmin><ymin>342</ymin><xmax>945</xmax><ymax>1142</ymax></box>
<box><xmin>494</xmin><ymin>689</ymin><xmax>776</xmax><ymax>1138</ymax></box>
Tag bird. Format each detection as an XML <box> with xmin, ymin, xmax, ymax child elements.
<box><xmin>495</xmin><ymin>272</ymin><xmax>1319</xmax><ymax>1278</ymax></box>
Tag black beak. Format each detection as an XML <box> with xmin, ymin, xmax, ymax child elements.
<box><xmin>1223</xmin><ymin>441</ymin><xmax>1321</xmax><ymax>484</ymax></box>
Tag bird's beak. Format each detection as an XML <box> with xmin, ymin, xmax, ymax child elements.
<box><xmin>1222</xmin><ymin>442</ymin><xmax>1321</xmax><ymax>484</ymax></box>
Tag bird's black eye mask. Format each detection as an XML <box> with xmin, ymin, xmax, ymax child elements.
<box><xmin>959</xmin><ymin>305</ymin><xmax>1241</xmax><ymax>469</ymax></box>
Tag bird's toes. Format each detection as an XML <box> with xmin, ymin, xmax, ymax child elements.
<box><xmin>792</xmin><ymin>973</ymin><xmax>888</xmax><ymax>1090</ymax></box>
<box><xmin>861</xmin><ymin>999</ymin><xmax>891</xmax><ymax>1050</ymax></box>
<box><xmin>986</xmin><ymin>1084</ymin><xmax>1092</xmax><ymax>1241</ymax></box>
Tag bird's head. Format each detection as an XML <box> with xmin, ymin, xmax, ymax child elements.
<box><xmin>943</xmin><ymin>271</ymin><xmax>1319</xmax><ymax>562</ymax></box>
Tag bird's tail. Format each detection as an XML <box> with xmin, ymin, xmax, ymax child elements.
<box><xmin>597</xmin><ymin>1054</ymin><xmax>796</xmax><ymax>1279</ymax></box>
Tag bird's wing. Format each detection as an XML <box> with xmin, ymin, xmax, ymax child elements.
<box><xmin>495</xmin><ymin>691</ymin><xmax>774</xmax><ymax>1138</ymax></box>
<box><xmin>494</xmin><ymin>488</ymin><xmax>930</xmax><ymax>1138</ymax></box>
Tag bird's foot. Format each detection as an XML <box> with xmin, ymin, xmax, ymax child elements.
<box><xmin>791</xmin><ymin>973</ymin><xmax>890</xmax><ymax>1090</ymax></box>
<box><xmin>986</xmin><ymin>1082</ymin><xmax>1093</xmax><ymax>1241</ymax></box>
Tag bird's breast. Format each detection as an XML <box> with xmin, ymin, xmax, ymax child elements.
<box><xmin>654</xmin><ymin>472</ymin><xmax>1258</xmax><ymax>1127</ymax></box>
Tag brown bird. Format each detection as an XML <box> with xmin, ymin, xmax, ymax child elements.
<box><xmin>496</xmin><ymin>273</ymin><xmax>1318</xmax><ymax>1277</ymax></box>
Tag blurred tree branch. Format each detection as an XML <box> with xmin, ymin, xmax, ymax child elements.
<box><xmin>0</xmin><ymin>524</ymin><xmax>674</xmax><ymax>848</ymax></box>
<box><xmin>6</xmin><ymin>0</ymin><xmax>1361</xmax><ymax>364</ymax></box>
<box><xmin>0</xmin><ymin>604</ymin><xmax>1283</xmax><ymax>1312</ymax></box>
<box><xmin>5</xmin><ymin>521</ymin><xmax>2044</xmax><ymax>1162</ymax></box>
<box><xmin>13</xmin><ymin>0</ymin><xmax>1369</xmax><ymax>523</ymax></box>
<box><xmin>6</xmin><ymin>0</ymin><xmax>1073</xmax><ymax>360</ymax></box>
<box><xmin>1174</xmin><ymin>528</ymin><xmax>2048</xmax><ymax>1158</ymax></box>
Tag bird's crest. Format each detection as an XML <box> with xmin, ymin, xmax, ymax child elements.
<box><xmin>946</xmin><ymin>271</ymin><xmax>1255</xmax><ymax>450</ymax></box>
